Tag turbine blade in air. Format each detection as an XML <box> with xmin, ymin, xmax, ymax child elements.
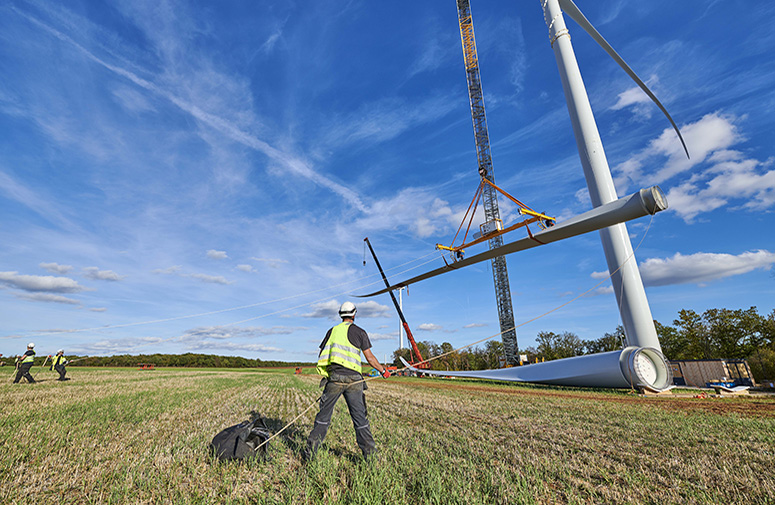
<box><xmin>357</xmin><ymin>186</ymin><xmax>667</xmax><ymax>297</ymax></box>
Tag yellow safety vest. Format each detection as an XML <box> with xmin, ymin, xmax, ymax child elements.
<box><xmin>21</xmin><ymin>351</ymin><xmax>35</xmax><ymax>364</ymax></box>
<box><xmin>316</xmin><ymin>322</ymin><xmax>363</xmax><ymax>377</ymax></box>
<box><xmin>52</xmin><ymin>355</ymin><xmax>65</xmax><ymax>369</ymax></box>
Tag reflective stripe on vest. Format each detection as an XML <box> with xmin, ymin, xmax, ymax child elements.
<box><xmin>22</xmin><ymin>351</ymin><xmax>35</xmax><ymax>364</ymax></box>
<box><xmin>316</xmin><ymin>322</ymin><xmax>362</xmax><ymax>377</ymax></box>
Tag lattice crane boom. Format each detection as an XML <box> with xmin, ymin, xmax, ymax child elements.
<box><xmin>456</xmin><ymin>0</ymin><xmax>519</xmax><ymax>365</ymax></box>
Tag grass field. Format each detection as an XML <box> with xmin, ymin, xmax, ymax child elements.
<box><xmin>1</xmin><ymin>367</ymin><xmax>773</xmax><ymax>504</ymax></box>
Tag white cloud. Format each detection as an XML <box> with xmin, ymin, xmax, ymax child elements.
<box><xmin>15</xmin><ymin>293</ymin><xmax>81</xmax><ymax>305</ymax></box>
<box><xmin>320</xmin><ymin>95</ymin><xmax>458</xmax><ymax>149</ymax></box>
<box><xmin>0</xmin><ymin>169</ymin><xmax>75</xmax><ymax>229</ymax></box>
<box><xmin>301</xmin><ymin>300</ymin><xmax>391</xmax><ymax>320</ymax></box>
<box><xmin>236</xmin><ymin>264</ymin><xmax>254</xmax><ymax>273</ymax></box>
<box><xmin>586</xmin><ymin>286</ymin><xmax>615</xmax><ymax>297</ymax></box>
<box><xmin>0</xmin><ymin>271</ymin><xmax>86</xmax><ymax>293</ymax></box>
<box><xmin>665</xmin><ymin>153</ymin><xmax>775</xmax><ymax>221</ymax></box>
<box><xmin>150</xmin><ymin>266</ymin><xmax>231</xmax><ymax>285</ymax></box>
<box><xmin>70</xmin><ymin>337</ymin><xmax>164</xmax><ymax>355</ymax></box>
<box><xmin>187</xmin><ymin>341</ymin><xmax>283</xmax><ymax>353</ymax></box>
<box><xmin>356</xmin><ymin>301</ymin><xmax>392</xmax><ymax>318</ymax></box>
<box><xmin>89</xmin><ymin>307</ymin><xmax>107</xmax><ymax>312</ymax></box>
<box><xmin>82</xmin><ymin>267</ymin><xmax>125</xmax><ymax>281</ymax></box>
<box><xmin>178</xmin><ymin>326</ymin><xmax>298</xmax><ymax>341</ymax></box>
<box><xmin>152</xmin><ymin>266</ymin><xmax>182</xmax><ymax>275</ymax></box>
<box><xmin>355</xmin><ymin>189</ymin><xmax>463</xmax><ymax>240</ymax></box>
<box><xmin>640</xmin><ymin>250</ymin><xmax>775</xmax><ymax>286</ymax></box>
<box><xmin>367</xmin><ymin>332</ymin><xmax>398</xmax><ymax>342</ymax></box>
<box><xmin>463</xmin><ymin>323</ymin><xmax>488</xmax><ymax>328</ymax></box>
<box><xmin>417</xmin><ymin>323</ymin><xmax>442</xmax><ymax>332</ymax></box>
<box><xmin>112</xmin><ymin>85</ymin><xmax>155</xmax><ymax>113</ymax></box>
<box><xmin>187</xmin><ymin>273</ymin><xmax>232</xmax><ymax>285</ymax></box>
<box><xmin>407</xmin><ymin>35</ymin><xmax>447</xmax><ymax>78</ymax></box>
<box><xmin>610</xmin><ymin>76</ymin><xmax>658</xmax><ymax>120</ymax></box>
<box><xmin>250</xmin><ymin>257</ymin><xmax>289</xmax><ymax>268</ymax></box>
<box><xmin>614</xmin><ymin>113</ymin><xmax>740</xmax><ymax>190</ymax></box>
<box><xmin>39</xmin><ymin>262</ymin><xmax>73</xmax><ymax>274</ymax></box>
<box><xmin>206</xmin><ymin>249</ymin><xmax>228</xmax><ymax>260</ymax></box>
<box><xmin>612</xmin><ymin>113</ymin><xmax>775</xmax><ymax>221</ymax></box>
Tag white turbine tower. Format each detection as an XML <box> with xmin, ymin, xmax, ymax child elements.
<box><xmin>541</xmin><ymin>0</ymin><xmax>688</xmax><ymax>351</ymax></box>
<box><xmin>395</xmin><ymin>1</ymin><xmax>690</xmax><ymax>392</ymax></box>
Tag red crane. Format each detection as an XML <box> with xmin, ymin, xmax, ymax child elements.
<box><xmin>363</xmin><ymin>238</ymin><xmax>429</xmax><ymax>369</ymax></box>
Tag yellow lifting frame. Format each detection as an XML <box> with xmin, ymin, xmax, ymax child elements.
<box><xmin>436</xmin><ymin>178</ymin><xmax>556</xmax><ymax>256</ymax></box>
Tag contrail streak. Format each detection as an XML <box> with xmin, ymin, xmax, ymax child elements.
<box><xmin>12</xmin><ymin>5</ymin><xmax>368</xmax><ymax>212</ymax></box>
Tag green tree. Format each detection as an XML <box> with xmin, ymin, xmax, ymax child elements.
<box><xmin>535</xmin><ymin>331</ymin><xmax>585</xmax><ymax>360</ymax></box>
<box><xmin>483</xmin><ymin>340</ymin><xmax>504</xmax><ymax>369</ymax></box>
<box><xmin>674</xmin><ymin>309</ymin><xmax>710</xmax><ymax>359</ymax></box>
<box><xmin>584</xmin><ymin>326</ymin><xmax>625</xmax><ymax>354</ymax></box>
<box><xmin>655</xmin><ymin>320</ymin><xmax>689</xmax><ymax>360</ymax></box>
<box><xmin>391</xmin><ymin>348</ymin><xmax>411</xmax><ymax>368</ymax></box>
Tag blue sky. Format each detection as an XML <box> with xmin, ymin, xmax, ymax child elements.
<box><xmin>1</xmin><ymin>0</ymin><xmax>774</xmax><ymax>363</ymax></box>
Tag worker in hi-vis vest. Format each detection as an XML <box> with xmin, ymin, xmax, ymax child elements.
<box><xmin>303</xmin><ymin>301</ymin><xmax>390</xmax><ymax>461</ymax></box>
<box><xmin>51</xmin><ymin>349</ymin><xmax>69</xmax><ymax>381</ymax></box>
<box><xmin>13</xmin><ymin>343</ymin><xmax>37</xmax><ymax>384</ymax></box>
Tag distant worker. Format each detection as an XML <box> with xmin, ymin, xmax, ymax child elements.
<box><xmin>13</xmin><ymin>343</ymin><xmax>37</xmax><ymax>384</ymax></box>
<box><xmin>51</xmin><ymin>349</ymin><xmax>69</xmax><ymax>381</ymax></box>
<box><xmin>303</xmin><ymin>301</ymin><xmax>390</xmax><ymax>461</ymax></box>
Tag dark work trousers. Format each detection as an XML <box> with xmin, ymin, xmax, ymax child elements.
<box><xmin>54</xmin><ymin>364</ymin><xmax>67</xmax><ymax>380</ymax></box>
<box><xmin>14</xmin><ymin>363</ymin><xmax>35</xmax><ymax>383</ymax></box>
<box><xmin>306</xmin><ymin>376</ymin><xmax>376</xmax><ymax>458</ymax></box>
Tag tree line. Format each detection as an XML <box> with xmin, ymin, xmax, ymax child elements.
<box><xmin>0</xmin><ymin>352</ymin><xmax>311</xmax><ymax>369</ymax></box>
<box><xmin>392</xmin><ymin>306</ymin><xmax>775</xmax><ymax>381</ymax></box>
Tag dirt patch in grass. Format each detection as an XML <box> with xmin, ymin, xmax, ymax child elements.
<box><xmin>410</xmin><ymin>379</ymin><xmax>775</xmax><ymax>418</ymax></box>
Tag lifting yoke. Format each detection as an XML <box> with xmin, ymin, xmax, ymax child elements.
<box><xmin>436</xmin><ymin>178</ymin><xmax>555</xmax><ymax>260</ymax></box>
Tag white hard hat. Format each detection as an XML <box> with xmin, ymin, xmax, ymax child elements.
<box><xmin>27</xmin><ymin>342</ymin><xmax>35</xmax><ymax>348</ymax></box>
<box><xmin>57</xmin><ymin>349</ymin><xmax>64</xmax><ymax>354</ymax></box>
<box><xmin>338</xmin><ymin>301</ymin><xmax>357</xmax><ymax>318</ymax></box>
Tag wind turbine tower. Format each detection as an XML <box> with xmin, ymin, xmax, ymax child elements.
<box><xmin>456</xmin><ymin>0</ymin><xmax>519</xmax><ymax>365</ymax></box>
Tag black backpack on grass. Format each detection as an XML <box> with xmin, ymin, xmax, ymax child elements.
<box><xmin>210</xmin><ymin>416</ymin><xmax>272</xmax><ymax>461</ymax></box>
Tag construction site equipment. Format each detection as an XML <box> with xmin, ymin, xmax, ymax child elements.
<box><xmin>210</xmin><ymin>415</ymin><xmax>272</xmax><ymax>462</ymax></box>
<box><xmin>294</xmin><ymin>367</ymin><xmax>303</xmax><ymax>375</ymax></box>
<box><xmin>436</xmin><ymin>178</ymin><xmax>555</xmax><ymax>259</ymax></box>
<box><xmin>138</xmin><ymin>363</ymin><xmax>156</xmax><ymax>370</ymax></box>
<box><xmin>456</xmin><ymin>0</ymin><xmax>519</xmax><ymax>365</ymax></box>
<box><xmin>363</xmin><ymin>237</ymin><xmax>429</xmax><ymax>369</ymax></box>
<box><xmin>669</xmin><ymin>359</ymin><xmax>754</xmax><ymax>388</ymax></box>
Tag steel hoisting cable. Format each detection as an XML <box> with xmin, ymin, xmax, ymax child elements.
<box><xmin>254</xmin><ymin>213</ymin><xmax>658</xmax><ymax>454</ymax></box>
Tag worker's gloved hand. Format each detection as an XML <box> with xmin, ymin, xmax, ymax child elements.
<box><xmin>381</xmin><ymin>368</ymin><xmax>391</xmax><ymax>379</ymax></box>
